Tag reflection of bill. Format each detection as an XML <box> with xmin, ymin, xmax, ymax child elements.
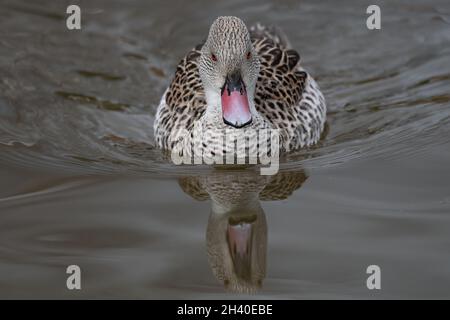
<box><xmin>170</xmin><ymin>126</ymin><xmax>280</xmax><ymax>175</ymax></box>
<box><xmin>179</xmin><ymin>169</ymin><xmax>307</xmax><ymax>293</ymax></box>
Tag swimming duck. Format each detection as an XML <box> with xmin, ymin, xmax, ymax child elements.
<box><xmin>154</xmin><ymin>16</ymin><xmax>326</xmax><ymax>155</ymax></box>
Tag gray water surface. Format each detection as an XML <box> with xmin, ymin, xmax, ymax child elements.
<box><xmin>1</xmin><ymin>0</ymin><xmax>450</xmax><ymax>298</ymax></box>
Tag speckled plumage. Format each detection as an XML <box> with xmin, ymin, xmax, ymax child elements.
<box><xmin>154</xmin><ymin>17</ymin><xmax>326</xmax><ymax>154</ymax></box>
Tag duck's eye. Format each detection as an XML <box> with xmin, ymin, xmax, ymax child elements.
<box><xmin>246</xmin><ymin>51</ymin><xmax>251</xmax><ymax>60</ymax></box>
<box><xmin>211</xmin><ymin>53</ymin><xmax>217</xmax><ymax>62</ymax></box>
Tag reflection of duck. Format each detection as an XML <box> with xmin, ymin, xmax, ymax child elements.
<box><xmin>179</xmin><ymin>169</ymin><xmax>308</xmax><ymax>293</ymax></box>
<box><xmin>154</xmin><ymin>16</ymin><xmax>326</xmax><ymax>154</ymax></box>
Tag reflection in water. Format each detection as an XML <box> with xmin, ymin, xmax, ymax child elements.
<box><xmin>179</xmin><ymin>169</ymin><xmax>307</xmax><ymax>293</ymax></box>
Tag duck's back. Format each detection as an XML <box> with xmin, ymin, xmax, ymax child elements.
<box><xmin>154</xmin><ymin>23</ymin><xmax>326</xmax><ymax>150</ymax></box>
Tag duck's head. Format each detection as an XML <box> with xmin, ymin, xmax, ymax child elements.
<box><xmin>199</xmin><ymin>16</ymin><xmax>260</xmax><ymax>129</ymax></box>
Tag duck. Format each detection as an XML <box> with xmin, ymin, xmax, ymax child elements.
<box><xmin>154</xmin><ymin>16</ymin><xmax>326</xmax><ymax>157</ymax></box>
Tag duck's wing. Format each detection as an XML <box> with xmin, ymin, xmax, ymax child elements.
<box><xmin>249</xmin><ymin>25</ymin><xmax>308</xmax><ymax>147</ymax></box>
<box><xmin>250</xmin><ymin>23</ymin><xmax>302</xmax><ymax>77</ymax></box>
<box><xmin>259</xmin><ymin>170</ymin><xmax>308</xmax><ymax>201</ymax></box>
<box><xmin>250</xmin><ymin>23</ymin><xmax>326</xmax><ymax>150</ymax></box>
<box><xmin>154</xmin><ymin>44</ymin><xmax>206</xmax><ymax>149</ymax></box>
<box><xmin>250</xmin><ymin>23</ymin><xmax>292</xmax><ymax>50</ymax></box>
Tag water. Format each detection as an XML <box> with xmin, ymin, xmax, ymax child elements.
<box><xmin>1</xmin><ymin>0</ymin><xmax>450</xmax><ymax>298</ymax></box>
